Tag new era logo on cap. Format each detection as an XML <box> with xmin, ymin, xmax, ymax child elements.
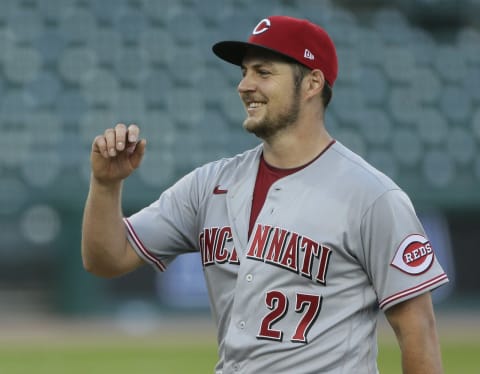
<box><xmin>212</xmin><ymin>15</ymin><xmax>338</xmax><ymax>86</ymax></box>
<box><xmin>304</xmin><ymin>49</ymin><xmax>315</xmax><ymax>60</ymax></box>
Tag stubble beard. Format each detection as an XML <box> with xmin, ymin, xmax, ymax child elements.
<box><xmin>243</xmin><ymin>88</ymin><xmax>302</xmax><ymax>140</ymax></box>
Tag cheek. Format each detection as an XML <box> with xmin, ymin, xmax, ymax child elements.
<box><xmin>276</xmin><ymin>92</ymin><xmax>297</xmax><ymax>111</ymax></box>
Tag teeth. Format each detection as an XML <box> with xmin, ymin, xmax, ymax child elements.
<box><xmin>248</xmin><ymin>102</ymin><xmax>263</xmax><ymax>108</ymax></box>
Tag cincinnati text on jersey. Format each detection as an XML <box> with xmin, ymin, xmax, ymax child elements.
<box><xmin>199</xmin><ymin>224</ymin><xmax>332</xmax><ymax>284</ymax></box>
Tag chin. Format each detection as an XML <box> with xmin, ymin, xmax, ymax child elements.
<box><xmin>242</xmin><ymin>117</ymin><xmax>257</xmax><ymax>132</ymax></box>
<box><xmin>243</xmin><ymin>119</ymin><xmax>273</xmax><ymax>139</ymax></box>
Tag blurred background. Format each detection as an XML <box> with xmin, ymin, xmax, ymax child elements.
<box><xmin>0</xmin><ymin>0</ymin><xmax>478</xmax><ymax>328</ymax></box>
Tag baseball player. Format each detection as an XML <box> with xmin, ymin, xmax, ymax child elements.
<box><xmin>82</xmin><ymin>16</ymin><xmax>448</xmax><ymax>373</ymax></box>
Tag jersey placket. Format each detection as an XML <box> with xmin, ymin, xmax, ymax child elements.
<box><xmin>222</xmin><ymin>181</ymin><xmax>284</xmax><ymax>373</ymax></box>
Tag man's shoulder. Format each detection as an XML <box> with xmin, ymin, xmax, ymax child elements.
<box><xmin>328</xmin><ymin>141</ymin><xmax>401</xmax><ymax>197</ymax></box>
<box><xmin>195</xmin><ymin>144</ymin><xmax>262</xmax><ymax>176</ymax></box>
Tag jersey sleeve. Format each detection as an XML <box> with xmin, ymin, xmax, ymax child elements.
<box><xmin>360</xmin><ymin>189</ymin><xmax>449</xmax><ymax>310</ymax></box>
<box><xmin>124</xmin><ymin>169</ymin><xmax>203</xmax><ymax>272</ymax></box>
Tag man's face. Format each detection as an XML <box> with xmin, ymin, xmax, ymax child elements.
<box><xmin>238</xmin><ymin>49</ymin><xmax>302</xmax><ymax>140</ymax></box>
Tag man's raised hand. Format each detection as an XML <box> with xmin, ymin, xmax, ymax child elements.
<box><xmin>91</xmin><ymin>123</ymin><xmax>146</xmax><ymax>185</ymax></box>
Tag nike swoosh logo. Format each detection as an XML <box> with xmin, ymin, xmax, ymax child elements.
<box><xmin>213</xmin><ymin>185</ymin><xmax>228</xmax><ymax>194</ymax></box>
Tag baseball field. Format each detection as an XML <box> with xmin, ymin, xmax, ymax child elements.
<box><xmin>0</xmin><ymin>312</ymin><xmax>478</xmax><ymax>373</ymax></box>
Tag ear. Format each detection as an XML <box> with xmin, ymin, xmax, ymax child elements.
<box><xmin>304</xmin><ymin>69</ymin><xmax>325</xmax><ymax>100</ymax></box>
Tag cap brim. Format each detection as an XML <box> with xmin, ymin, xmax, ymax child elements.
<box><xmin>212</xmin><ymin>41</ymin><xmax>251</xmax><ymax>66</ymax></box>
<box><xmin>212</xmin><ymin>41</ymin><xmax>297</xmax><ymax>67</ymax></box>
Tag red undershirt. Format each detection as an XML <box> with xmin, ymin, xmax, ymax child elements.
<box><xmin>248</xmin><ymin>140</ymin><xmax>336</xmax><ymax>237</ymax></box>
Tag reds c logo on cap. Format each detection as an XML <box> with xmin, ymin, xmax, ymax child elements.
<box><xmin>252</xmin><ymin>18</ymin><xmax>271</xmax><ymax>35</ymax></box>
<box><xmin>391</xmin><ymin>234</ymin><xmax>435</xmax><ymax>275</ymax></box>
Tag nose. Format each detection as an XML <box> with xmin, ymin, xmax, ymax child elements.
<box><xmin>237</xmin><ymin>71</ymin><xmax>255</xmax><ymax>94</ymax></box>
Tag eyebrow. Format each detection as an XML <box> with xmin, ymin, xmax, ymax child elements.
<box><xmin>241</xmin><ymin>60</ymin><xmax>276</xmax><ymax>70</ymax></box>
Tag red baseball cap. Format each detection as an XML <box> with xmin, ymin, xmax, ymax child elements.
<box><xmin>212</xmin><ymin>15</ymin><xmax>338</xmax><ymax>86</ymax></box>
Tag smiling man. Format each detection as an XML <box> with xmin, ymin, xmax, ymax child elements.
<box><xmin>239</xmin><ymin>52</ymin><xmax>304</xmax><ymax>139</ymax></box>
<box><xmin>82</xmin><ymin>16</ymin><xmax>448</xmax><ymax>374</ymax></box>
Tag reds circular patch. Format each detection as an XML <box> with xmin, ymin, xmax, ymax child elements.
<box><xmin>391</xmin><ymin>234</ymin><xmax>435</xmax><ymax>275</ymax></box>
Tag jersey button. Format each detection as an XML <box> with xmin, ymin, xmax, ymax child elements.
<box><xmin>238</xmin><ymin>321</ymin><xmax>246</xmax><ymax>329</ymax></box>
<box><xmin>233</xmin><ymin>363</ymin><xmax>240</xmax><ymax>371</ymax></box>
<box><xmin>246</xmin><ymin>274</ymin><xmax>253</xmax><ymax>282</ymax></box>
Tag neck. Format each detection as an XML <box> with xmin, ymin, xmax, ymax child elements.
<box><xmin>261</xmin><ymin>118</ymin><xmax>333</xmax><ymax>169</ymax></box>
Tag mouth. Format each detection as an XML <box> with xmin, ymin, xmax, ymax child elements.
<box><xmin>245</xmin><ymin>100</ymin><xmax>266</xmax><ymax>114</ymax></box>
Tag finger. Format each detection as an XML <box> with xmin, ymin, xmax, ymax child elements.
<box><xmin>104</xmin><ymin>128</ymin><xmax>117</xmax><ymax>156</ymax></box>
<box><xmin>126</xmin><ymin>140</ymin><xmax>140</xmax><ymax>154</ymax></box>
<box><xmin>115</xmin><ymin>123</ymin><xmax>128</xmax><ymax>151</ymax></box>
<box><xmin>93</xmin><ymin>135</ymin><xmax>109</xmax><ymax>159</ymax></box>
<box><xmin>129</xmin><ymin>139</ymin><xmax>147</xmax><ymax>169</ymax></box>
<box><xmin>127</xmin><ymin>123</ymin><xmax>140</xmax><ymax>144</ymax></box>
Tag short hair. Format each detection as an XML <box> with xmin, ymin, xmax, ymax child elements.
<box><xmin>248</xmin><ymin>49</ymin><xmax>333</xmax><ymax>109</ymax></box>
<box><xmin>321</xmin><ymin>81</ymin><xmax>333</xmax><ymax>108</ymax></box>
<box><xmin>291</xmin><ymin>63</ymin><xmax>332</xmax><ymax>109</ymax></box>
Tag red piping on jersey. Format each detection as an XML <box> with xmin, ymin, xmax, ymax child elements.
<box><xmin>123</xmin><ymin>218</ymin><xmax>166</xmax><ymax>272</ymax></box>
<box><xmin>379</xmin><ymin>273</ymin><xmax>448</xmax><ymax>310</ymax></box>
<box><xmin>262</xmin><ymin>139</ymin><xmax>336</xmax><ymax>173</ymax></box>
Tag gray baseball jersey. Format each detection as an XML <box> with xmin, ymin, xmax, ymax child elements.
<box><xmin>125</xmin><ymin>141</ymin><xmax>448</xmax><ymax>374</ymax></box>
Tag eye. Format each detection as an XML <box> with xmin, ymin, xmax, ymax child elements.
<box><xmin>258</xmin><ymin>69</ymin><xmax>271</xmax><ymax>77</ymax></box>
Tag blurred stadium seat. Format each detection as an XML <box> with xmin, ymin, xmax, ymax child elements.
<box><xmin>0</xmin><ymin>0</ymin><xmax>478</xmax><ymax>315</ymax></box>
